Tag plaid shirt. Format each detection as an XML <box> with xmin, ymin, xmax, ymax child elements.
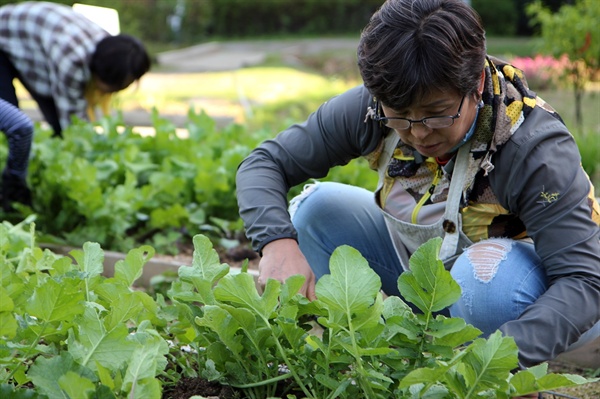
<box><xmin>0</xmin><ymin>2</ymin><xmax>108</xmax><ymax>130</ymax></box>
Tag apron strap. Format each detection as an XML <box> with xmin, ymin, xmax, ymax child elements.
<box><xmin>439</xmin><ymin>142</ymin><xmax>472</xmax><ymax>259</ymax></box>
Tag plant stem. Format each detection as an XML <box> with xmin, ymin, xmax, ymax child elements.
<box><xmin>259</xmin><ymin>314</ymin><xmax>316</xmax><ymax>399</ymax></box>
<box><xmin>3</xmin><ymin>322</ymin><xmax>48</xmax><ymax>385</ymax></box>
<box><xmin>346</xmin><ymin>312</ymin><xmax>376</xmax><ymax>399</ymax></box>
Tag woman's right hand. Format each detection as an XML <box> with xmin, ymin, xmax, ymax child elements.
<box><xmin>258</xmin><ymin>238</ymin><xmax>317</xmax><ymax>301</ymax></box>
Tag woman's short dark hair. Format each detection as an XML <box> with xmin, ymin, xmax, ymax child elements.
<box><xmin>90</xmin><ymin>34</ymin><xmax>151</xmax><ymax>91</ymax></box>
<box><xmin>357</xmin><ymin>0</ymin><xmax>486</xmax><ymax>110</ymax></box>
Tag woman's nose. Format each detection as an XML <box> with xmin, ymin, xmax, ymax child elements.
<box><xmin>409</xmin><ymin>121</ymin><xmax>432</xmax><ymax>140</ymax></box>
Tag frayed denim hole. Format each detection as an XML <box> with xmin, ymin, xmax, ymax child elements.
<box><xmin>466</xmin><ymin>238</ymin><xmax>514</xmax><ymax>283</ymax></box>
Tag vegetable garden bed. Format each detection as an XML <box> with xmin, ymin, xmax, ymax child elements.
<box><xmin>2</xmin><ymin>218</ymin><xmax>598</xmax><ymax>399</ymax></box>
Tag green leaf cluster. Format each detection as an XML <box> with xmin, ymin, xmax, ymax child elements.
<box><xmin>1</xmin><ymin>220</ymin><xmax>168</xmax><ymax>398</ymax></box>
<box><xmin>171</xmin><ymin>236</ymin><xmax>598</xmax><ymax>398</ymax></box>
<box><xmin>13</xmin><ymin>109</ymin><xmax>262</xmax><ymax>253</ymax></box>
<box><xmin>1</xmin><ymin>220</ymin><xmax>596</xmax><ymax>398</ymax></box>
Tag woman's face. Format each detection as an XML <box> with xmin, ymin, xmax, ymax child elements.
<box><xmin>380</xmin><ymin>89</ymin><xmax>480</xmax><ymax>161</ymax></box>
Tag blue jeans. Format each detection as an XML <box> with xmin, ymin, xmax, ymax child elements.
<box><xmin>290</xmin><ymin>181</ymin><xmax>600</xmax><ymax>353</ymax></box>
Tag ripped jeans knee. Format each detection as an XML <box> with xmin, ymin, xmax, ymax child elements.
<box><xmin>449</xmin><ymin>238</ymin><xmax>546</xmax><ymax>336</ymax></box>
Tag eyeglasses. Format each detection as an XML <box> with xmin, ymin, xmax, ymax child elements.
<box><xmin>374</xmin><ymin>95</ymin><xmax>466</xmax><ymax>130</ymax></box>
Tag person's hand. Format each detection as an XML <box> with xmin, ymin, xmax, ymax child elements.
<box><xmin>259</xmin><ymin>238</ymin><xmax>316</xmax><ymax>301</ymax></box>
<box><xmin>1</xmin><ymin>170</ymin><xmax>32</xmax><ymax>212</ymax></box>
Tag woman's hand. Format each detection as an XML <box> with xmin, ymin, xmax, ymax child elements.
<box><xmin>259</xmin><ymin>238</ymin><xmax>317</xmax><ymax>300</ymax></box>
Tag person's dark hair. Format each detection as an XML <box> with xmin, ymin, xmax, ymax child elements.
<box><xmin>90</xmin><ymin>34</ymin><xmax>151</xmax><ymax>92</ymax></box>
<box><xmin>357</xmin><ymin>0</ymin><xmax>486</xmax><ymax>110</ymax></box>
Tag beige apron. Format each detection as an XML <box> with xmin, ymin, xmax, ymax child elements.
<box><xmin>374</xmin><ymin>133</ymin><xmax>474</xmax><ymax>271</ymax></box>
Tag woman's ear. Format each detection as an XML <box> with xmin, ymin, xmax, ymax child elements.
<box><xmin>478</xmin><ymin>69</ymin><xmax>485</xmax><ymax>94</ymax></box>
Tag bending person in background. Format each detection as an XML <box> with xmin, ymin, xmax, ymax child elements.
<box><xmin>235</xmin><ymin>0</ymin><xmax>600</xmax><ymax>373</ymax></box>
<box><xmin>0</xmin><ymin>1</ymin><xmax>151</xmax><ymax>137</ymax></box>
<box><xmin>0</xmin><ymin>98</ymin><xmax>33</xmax><ymax>212</ymax></box>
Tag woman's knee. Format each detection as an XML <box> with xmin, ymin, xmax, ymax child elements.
<box><xmin>290</xmin><ymin>182</ymin><xmax>373</xmax><ymax>231</ymax></box>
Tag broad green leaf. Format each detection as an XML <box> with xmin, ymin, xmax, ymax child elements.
<box><xmin>218</xmin><ymin>304</ymin><xmax>256</xmax><ymax>332</ymax></box>
<box><xmin>279</xmin><ymin>274</ymin><xmax>305</xmax><ymax>305</ymax></box>
<box><xmin>126</xmin><ymin>378</ymin><xmax>161</xmax><ymax>399</ymax></box>
<box><xmin>123</xmin><ymin>334</ymin><xmax>168</xmax><ymax>392</ymax></box>
<box><xmin>49</xmin><ymin>256</ymin><xmax>75</xmax><ymax>276</ymax></box>
<box><xmin>400</xmin><ymin>365</ymin><xmax>451</xmax><ymax>388</ymax></box>
<box><xmin>28</xmin><ymin>352</ymin><xmax>95</xmax><ymax>399</ymax></box>
<box><xmin>103</xmin><ymin>291</ymin><xmax>144</xmax><ymax>331</ymax></box>
<box><xmin>316</xmin><ymin>245</ymin><xmax>381</xmax><ymax>315</ymax></box>
<box><xmin>96</xmin><ymin>362</ymin><xmax>115</xmax><ymax>390</ymax></box>
<box><xmin>382</xmin><ymin>295</ymin><xmax>414</xmax><ymax>320</ymax></box>
<box><xmin>404</xmin><ymin>383</ymin><xmax>451</xmax><ymax>399</ymax></box>
<box><xmin>214</xmin><ymin>273</ymin><xmax>280</xmax><ymax>320</ymax></box>
<box><xmin>177</xmin><ymin>235</ymin><xmax>229</xmax><ymax>305</ymax></box>
<box><xmin>25</xmin><ymin>277</ymin><xmax>85</xmax><ymax>323</ymax></box>
<box><xmin>168</xmin><ymin>280</ymin><xmax>215</xmax><ymax>304</ymax></box>
<box><xmin>0</xmin><ymin>312</ymin><xmax>17</xmax><ymax>338</ymax></box>
<box><xmin>510</xmin><ymin>364</ymin><xmax>597</xmax><ymax>396</ymax></box>
<box><xmin>201</xmin><ymin>359</ymin><xmax>222</xmax><ymax>381</ymax></box>
<box><xmin>444</xmin><ymin>369</ymin><xmax>469</xmax><ymax>396</ymax></box>
<box><xmin>350</xmin><ymin>290</ymin><xmax>384</xmax><ymax>332</ymax></box>
<box><xmin>190</xmin><ymin>234</ymin><xmax>226</xmax><ymax>277</ymax></box>
<box><xmin>428</xmin><ymin>316</ymin><xmax>483</xmax><ymax>347</ymax></box>
<box><xmin>0</xmin><ymin>286</ymin><xmax>14</xmax><ymax>312</ymax></box>
<box><xmin>58</xmin><ymin>371</ymin><xmax>95</xmax><ymax>399</ymax></box>
<box><xmin>68</xmin><ymin>306</ymin><xmax>137</xmax><ymax>371</ymax></box>
<box><xmin>16</xmin><ymin>248</ymin><xmax>49</xmax><ymax>274</ymax></box>
<box><xmin>276</xmin><ymin>305</ymin><xmax>307</xmax><ymax>349</ymax></box>
<box><xmin>460</xmin><ymin>331</ymin><xmax>518</xmax><ymax>394</ymax></box>
<box><xmin>398</xmin><ymin>238</ymin><xmax>461</xmax><ymax>313</ymax></box>
<box><xmin>114</xmin><ymin>245</ymin><xmax>155</xmax><ymax>287</ymax></box>
<box><xmin>195</xmin><ymin>305</ymin><xmax>244</xmax><ymax>355</ymax></box>
<box><xmin>70</xmin><ymin>242</ymin><xmax>104</xmax><ymax>277</ymax></box>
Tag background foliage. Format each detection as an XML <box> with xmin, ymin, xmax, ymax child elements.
<box><xmin>0</xmin><ymin>0</ymin><xmax>583</xmax><ymax>44</ymax></box>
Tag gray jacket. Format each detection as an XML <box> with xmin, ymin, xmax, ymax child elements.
<box><xmin>236</xmin><ymin>84</ymin><xmax>600</xmax><ymax>367</ymax></box>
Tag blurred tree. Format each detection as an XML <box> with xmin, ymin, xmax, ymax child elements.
<box><xmin>472</xmin><ymin>0</ymin><xmax>519</xmax><ymax>36</ymax></box>
<box><xmin>527</xmin><ymin>0</ymin><xmax>599</xmax><ymax>127</ymax></box>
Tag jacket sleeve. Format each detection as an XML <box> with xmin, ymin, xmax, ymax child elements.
<box><xmin>490</xmin><ymin>106</ymin><xmax>600</xmax><ymax>367</ymax></box>
<box><xmin>236</xmin><ymin>85</ymin><xmax>384</xmax><ymax>253</ymax></box>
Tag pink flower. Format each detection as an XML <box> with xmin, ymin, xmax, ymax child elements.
<box><xmin>511</xmin><ymin>54</ymin><xmax>570</xmax><ymax>90</ymax></box>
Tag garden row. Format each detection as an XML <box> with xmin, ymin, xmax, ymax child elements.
<box><xmin>0</xmin><ymin>108</ymin><xmax>378</xmax><ymax>256</ymax></box>
<box><xmin>1</xmin><ymin>218</ymin><xmax>595</xmax><ymax>398</ymax></box>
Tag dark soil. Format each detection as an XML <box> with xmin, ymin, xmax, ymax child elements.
<box><xmin>162</xmin><ymin>368</ymin><xmax>599</xmax><ymax>399</ymax></box>
<box><xmin>162</xmin><ymin>376</ymin><xmax>294</xmax><ymax>399</ymax></box>
<box><xmin>162</xmin><ymin>377</ymin><xmax>237</xmax><ymax>399</ymax></box>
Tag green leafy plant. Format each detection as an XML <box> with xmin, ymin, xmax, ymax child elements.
<box><xmin>6</xmin><ymin>110</ymin><xmax>266</xmax><ymax>253</ymax></box>
<box><xmin>170</xmin><ymin>236</ymin><xmax>597</xmax><ymax>398</ymax></box>
<box><xmin>1</xmin><ymin>219</ymin><xmax>596</xmax><ymax>398</ymax></box>
<box><xmin>0</xmin><ymin>220</ymin><xmax>169</xmax><ymax>399</ymax></box>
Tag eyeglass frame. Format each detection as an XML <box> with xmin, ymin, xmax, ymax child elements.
<box><xmin>373</xmin><ymin>95</ymin><xmax>466</xmax><ymax>130</ymax></box>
